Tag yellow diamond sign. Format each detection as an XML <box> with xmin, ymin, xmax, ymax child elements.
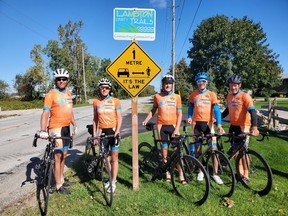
<box><xmin>106</xmin><ymin>41</ymin><xmax>161</xmax><ymax>97</ymax></box>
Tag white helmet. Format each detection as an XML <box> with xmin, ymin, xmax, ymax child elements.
<box><xmin>53</xmin><ymin>69</ymin><xmax>69</xmax><ymax>79</ymax></box>
<box><xmin>97</xmin><ymin>78</ymin><xmax>112</xmax><ymax>88</ymax></box>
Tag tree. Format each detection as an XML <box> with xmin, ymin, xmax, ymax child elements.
<box><xmin>44</xmin><ymin>20</ymin><xmax>101</xmax><ymax>102</ymax></box>
<box><xmin>14</xmin><ymin>44</ymin><xmax>48</xmax><ymax>100</ymax></box>
<box><xmin>187</xmin><ymin>15</ymin><xmax>282</xmax><ymax>94</ymax></box>
<box><xmin>0</xmin><ymin>80</ymin><xmax>9</xmax><ymax>99</ymax></box>
<box><xmin>173</xmin><ymin>58</ymin><xmax>193</xmax><ymax>101</ymax></box>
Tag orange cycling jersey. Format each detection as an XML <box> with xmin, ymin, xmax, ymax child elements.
<box><xmin>226</xmin><ymin>90</ymin><xmax>254</xmax><ymax>126</ymax></box>
<box><xmin>153</xmin><ymin>92</ymin><xmax>182</xmax><ymax>125</ymax></box>
<box><xmin>93</xmin><ymin>96</ymin><xmax>121</xmax><ymax>129</ymax></box>
<box><xmin>43</xmin><ymin>88</ymin><xmax>73</xmax><ymax>129</ymax></box>
<box><xmin>189</xmin><ymin>89</ymin><xmax>218</xmax><ymax>122</ymax></box>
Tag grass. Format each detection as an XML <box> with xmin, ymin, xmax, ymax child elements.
<box><xmin>4</xmin><ymin>125</ymin><xmax>287</xmax><ymax>216</ymax></box>
<box><xmin>254</xmin><ymin>98</ymin><xmax>288</xmax><ymax>109</ymax></box>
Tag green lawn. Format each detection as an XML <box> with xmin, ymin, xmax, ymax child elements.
<box><xmin>254</xmin><ymin>98</ymin><xmax>288</xmax><ymax>109</ymax></box>
<box><xmin>4</xmin><ymin>126</ymin><xmax>287</xmax><ymax>216</ymax></box>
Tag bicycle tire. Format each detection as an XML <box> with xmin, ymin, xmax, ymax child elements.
<box><xmin>171</xmin><ymin>155</ymin><xmax>210</xmax><ymax>205</ymax></box>
<box><xmin>100</xmin><ymin>155</ymin><xmax>113</xmax><ymax>206</ymax></box>
<box><xmin>84</xmin><ymin>138</ymin><xmax>98</xmax><ymax>179</ymax></box>
<box><xmin>236</xmin><ymin>149</ymin><xmax>273</xmax><ymax>196</ymax></box>
<box><xmin>205</xmin><ymin>150</ymin><xmax>236</xmax><ymax>197</ymax></box>
<box><xmin>37</xmin><ymin>162</ymin><xmax>48</xmax><ymax>214</ymax></box>
<box><xmin>138</xmin><ymin>142</ymin><xmax>161</xmax><ymax>181</ymax></box>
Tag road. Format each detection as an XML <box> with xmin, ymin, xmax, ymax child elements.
<box><xmin>0</xmin><ymin>96</ymin><xmax>153</xmax><ymax>212</ymax></box>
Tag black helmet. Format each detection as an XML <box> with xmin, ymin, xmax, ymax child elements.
<box><xmin>227</xmin><ymin>75</ymin><xmax>242</xmax><ymax>84</ymax></box>
<box><xmin>161</xmin><ymin>74</ymin><xmax>175</xmax><ymax>83</ymax></box>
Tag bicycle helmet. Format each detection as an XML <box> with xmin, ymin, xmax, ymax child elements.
<box><xmin>97</xmin><ymin>77</ymin><xmax>112</xmax><ymax>89</ymax></box>
<box><xmin>53</xmin><ymin>69</ymin><xmax>69</xmax><ymax>79</ymax></box>
<box><xmin>195</xmin><ymin>72</ymin><xmax>208</xmax><ymax>81</ymax></box>
<box><xmin>161</xmin><ymin>74</ymin><xmax>175</xmax><ymax>83</ymax></box>
<box><xmin>227</xmin><ymin>75</ymin><xmax>242</xmax><ymax>84</ymax></box>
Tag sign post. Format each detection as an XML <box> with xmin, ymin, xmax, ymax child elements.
<box><xmin>108</xmin><ymin>8</ymin><xmax>160</xmax><ymax>191</ymax></box>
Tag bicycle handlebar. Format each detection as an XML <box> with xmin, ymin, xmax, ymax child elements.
<box><xmin>87</xmin><ymin>134</ymin><xmax>121</xmax><ymax>143</ymax></box>
<box><xmin>32</xmin><ymin>133</ymin><xmax>73</xmax><ymax>147</ymax></box>
<box><xmin>216</xmin><ymin>131</ymin><xmax>269</xmax><ymax>142</ymax></box>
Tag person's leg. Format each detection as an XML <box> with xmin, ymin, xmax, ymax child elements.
<box><xmin>54</xmin><ymin>152</ymin><xmax>62</xmax><ymax>190</ymax></box>
<box><xmin>157</xmin><ymin>124</ymin><xmax>170</xmax><ymax>181</ymax></box>
<box><xmin>110</xmin><ymin>148</ymin><xmax>119</xmax><ymax>181</ymax></box>
<box><xmin>239</xmin><ymin>126</ymin><xmax>250</xmax><ymax>179</ymax></box>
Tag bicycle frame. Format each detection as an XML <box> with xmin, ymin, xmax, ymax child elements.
<box><xmin>144</xmin><ymin>122</ymin><xmax>187</xmax><ymax>178</ymax></box>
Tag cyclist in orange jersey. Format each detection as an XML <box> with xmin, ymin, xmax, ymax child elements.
<box><xmin>142</xmin><ymin>74</ymin><xmax>183</xmax><ymax>183</ymax></box>
<box><xmin>187</xmin><ymin>72</ymin><xmax>224</xmax><ymax>184</ymax></box>
<box><xmin>93</xmin><ymin>78</ymin><xmax>122</xmax><ymax>193</ymax></box>
<box><xmin>222</xmin><ymin>75</ymin><xmax>259</xmax><ymax>183</ymax></box>
<box><xmin>39</xmin><ymin>69</ymin><xmax>77</xmax><ymax>194</ymax></box>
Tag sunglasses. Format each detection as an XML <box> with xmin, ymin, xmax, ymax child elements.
<box><xmin>196</xmin><ymin>79</ymin><xmax>207</xmax><ymax>84</ymax></box>
<box><xmin>100</xmin><ymin>86</ymin><xmax>111</xmax><ymax>90</ymax></box>
<box><xmin>56</xmin><ymin>77</ymin><xmax>68</xmax><ymax>82</ymax></box>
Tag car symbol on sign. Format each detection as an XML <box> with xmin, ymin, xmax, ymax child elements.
<box><xmin>117</xmin><ymin>68</ymin><xmax>129</xmax><ymax>77</ymax></box>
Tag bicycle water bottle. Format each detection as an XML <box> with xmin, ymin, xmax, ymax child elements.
<box><xmin>189</xmin><ymin>143</ymin><xmax>195</xmax><ymax>157</ymax></box>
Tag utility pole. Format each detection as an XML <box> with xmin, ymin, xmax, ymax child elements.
<box><xmin>82</xmin><ymin>46</ymin><xmax>87</xmax><ymax>103</ymax></box>
<box><xmin>172</xmin><ymin>0</ymin><xmax>176</xmax><ymax>92</ymax></box>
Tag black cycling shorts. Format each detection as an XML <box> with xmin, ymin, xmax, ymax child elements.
<box><xmin>101</xmin><ymin>128</ymin><xmax>118</xmax><ymax>150</ymax></box>
<box><xmin>194</xmin><ymin>121</ymin><xmax>211</xmax><ymax>136</ymax></box>
<box><xmin>229</xmin><ymin>125</ymin><xmax>242</xmax><ymax>145</ymax></box>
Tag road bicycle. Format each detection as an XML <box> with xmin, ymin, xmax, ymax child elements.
<box><xmin>217</xmin><ymin>131</ymin><xmax>272</xmax><ymax>196</ymax></box>
<box><xmin>84</xmin><ymin>124</ymin><xmax>121</xmax><ymax>206</ymax></box>
<box><xmin>138</xmin><ymin>122</ymin><xmax>210</xmax><ymax>205</ymax></box>
<box><xmin>33</xmin><ymin>133</ymin><xmax>72</xmax><ymax>215</ymax></box>
<box><xmin>182</xmin><ymin>121</ymin><xmax>236</xmax><ymax>198</ymax></box>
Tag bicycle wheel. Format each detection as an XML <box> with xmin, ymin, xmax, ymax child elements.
<box><xmin>84</xmin><ymin>138</ymin><xmax>98</xmax><ymax>179</ymax></box>
<box><xmin>138</xmin><ymin>142</ymin><xmax>161</xmax><ymax>181</ymax></box>
<box><xmin>37</xmin><ymin>157</ymin><xmax>53</xmax><ymax>215</ymax></box>
<box><xmin>171</xmin><ymin>155</ymin><xmax>210</xmax><ymax>205</ymax></box>
<box><xmin>100</xmin><ymin>155</ymin><xmax>113</xmax><ymax>206</ymax></box>
<box><xmin>235</xmin><ymin>149</ymin><xmax>273</xmax><ymax>196</ymax></box>
<box><xmin>205</xmin><ymin>150</ymin><xmax>236</xmax><ymax>197</ymax></box>
<box><xmin>37</xmin><ymin>159</ymin><xmax>48</xmax><ymax>215</ymax></box>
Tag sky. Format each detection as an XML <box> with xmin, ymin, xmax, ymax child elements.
<box><xmin>0</xmin><ymin>0</ymin><xmax>287</xmax><ymax>93</ymax></box>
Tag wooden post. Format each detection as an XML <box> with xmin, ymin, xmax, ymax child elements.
<box><xmin>273</xmin><ymin>98</ymin><xmax>278</xmax><ymax>128</ymax></box>
<box><xmin>268</xmin><ymin>99</ymin><xmax>272</xmax><ymax>129</ymax></box>
<box><xmin>132</xmin><ymin>96</ymin><xmax>139</xmax><ymax>191</ymax></box>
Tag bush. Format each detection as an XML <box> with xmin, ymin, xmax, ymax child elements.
<box><xmin>0</xmin><ymin>99</ymin><xmax>43</xmax><ymax>111</ymax></box>
<box><xmin>270</xmin><ymin>92</ymin><xmax>287</xmax><ymax>98</ymax></box>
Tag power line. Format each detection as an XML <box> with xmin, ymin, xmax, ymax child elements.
<box><xmin>0</xmin><ymin>10</ymin><xmax>49</xmax><ymax>40</ymax></box>
<box><xmin>160</xmin><ymin>5</ymin><xmax>170</xmax><ymax>75</ymax></box>
<box><xmin>176</xmin><ymin>0</ymin><xmax>203</xmax><ymax>62</ymax></box>
<box><xmin>0</xmin><ymin>0</ymin><xmax>56</xmax><ymax>39</ymax></box>
<box><xmin>175</xmin><ymin>0</ymin><xmax>186</xmax><ymax>38</ymax></box>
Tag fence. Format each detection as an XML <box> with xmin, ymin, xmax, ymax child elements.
<box><xmin>260</xmin><ymin>98</ymin><xmax>288</xmax><ymax>129</ymax></box>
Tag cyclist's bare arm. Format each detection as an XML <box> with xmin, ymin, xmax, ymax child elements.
<box><xmin>173</xmin><ymin>109</ymin><xmax>182</xmax><ymax>137</ymax></box>
<box><xmin>93</xmin><ymin>112</ymin><xmax>100</xmax><ymax>144</ymax></box>
<box><xmin>40</xmin><ymin>110</ymin><xmax>50</xmax><ymax>132</ymax></box>
<box><xmin>142</xmin><ymin>107</ymin><xmax>157</xmax><ymax>126</ymax></box>
<box><xmin>115</xmin><ymin>109</ymin><xmax>122</xmax><ymax>136</ymax></box>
